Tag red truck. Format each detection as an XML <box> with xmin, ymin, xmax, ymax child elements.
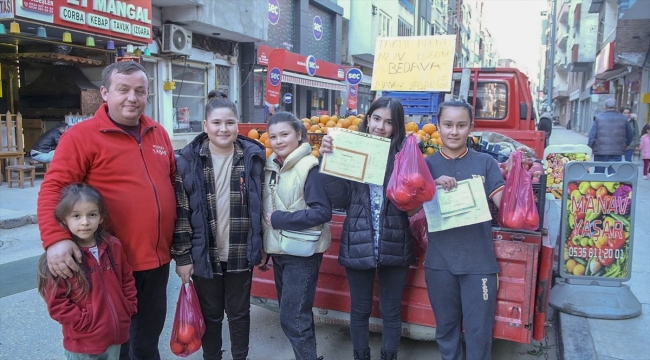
<box><xmin>240</xmin><ymin>67</ymin><xmax>554</xmax><ymax>344</ymax></box>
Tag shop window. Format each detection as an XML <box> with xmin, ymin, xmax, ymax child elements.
<box><xmin>216</xmin><ymin>65</ymin><xmax>230</xmax><ymax>95</ymax></box>
<box><xmin>172</xmin><ymin>64</ymin><xmax>207</xmax><ymax>133</ymax></box>
<box><xmin>452</xmin><ymin>81</ymin><xmax>508</xmax><ymax>120</ymax></box>
<box><xmin>143</xmin><ymin>60</ymin><xmax>158</xmax><ymax>122</ymax></box>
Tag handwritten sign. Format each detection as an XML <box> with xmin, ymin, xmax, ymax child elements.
<box><xmin>371</xmin><ymin>35</ymin><xmax>456</xmax><ymax>92</ymax></box>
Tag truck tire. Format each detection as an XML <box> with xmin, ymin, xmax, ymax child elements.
<box><xmin>538</xmin><ymin>117</ymin><xmax>552</xmax><ymax>148</ymax></box>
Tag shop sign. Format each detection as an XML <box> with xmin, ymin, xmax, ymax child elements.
<box><xmin>347</xmin><ymin>84</ymin><xmax>358</xmax><ymax>113</ymax></box>
<box><xmin>257</xmin><ymin>45</ymin><xmax>345</xmax><ymax>81</ymax></box>
<box><xmin>268</xmin><ymin>0</ymin><xmax>279</xmax><ymax>25</ymax></box>
<box><xmin>14</xmin><ymin>0</ymin><xmax>152</xmax><ymax>43</ymax></box>
<box><xmin>595</xmin><ymin>42</ymin><xmax>615</xmax><ymax>76</ymax></box>
<box><xmin>305</xmin><ymin>55</ymin><xmax>317</xmax><ymax>76</ymax></box>
<box><xmin>0</xmin><ymin>0</ymin><xmax>14</xmax><ymax>18</ymax></box>
<box><xmin>591</xmin><ymin>81</ymin><xmax>610</xmax><ymax>94</ymax></box>
<box><xmin>283</xmin><ymin>93</ymin><xmax>292</xmax><ymax>104</ymax></box>
<box><xmin>269</xmin><ymin>67</ymin><xmax>282</xmax><ymax>87</ymax></box>
<box><xmin>265</xmin><ymin>49</ymin><xmax>286</xmax><ymax>107</ymax></box>
<box><xmin>560</xmin><ymin>161</ymin><xmax>637</xmax><ymax>282</ymax></box>
<box><xmin>346</xmin><ymin>68</ymin><xmax>362</xmax><ymax>85</ymax></box>
<box><xmin>313</xmin><ymin>15</ymin><xmax>322</xmax><ymax>41</ymax></box>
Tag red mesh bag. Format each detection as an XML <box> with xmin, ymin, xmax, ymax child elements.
<box><xmin>409</xmin><ymin>209</ymin><xmax>428</xmax><ymax>253</ymax></box>
<box><xmin>170</xmin><ymin>281</ymin><xmax>206</xmax><ymax>357</ymax></box>
<box><xmin>386</xmin><ymin>135</ymin><xmax>436</xmax><ymax>211</ymax></box>
<box><xmin>497</xmin><ymin>151</ymin><xmax>540</xmax><ymax>231</ymax></box>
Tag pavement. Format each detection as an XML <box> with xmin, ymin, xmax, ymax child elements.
<box><xmin>0</xmin><ymin>127</ymin><xmax>647</xmax><ymax>360</ymax></box>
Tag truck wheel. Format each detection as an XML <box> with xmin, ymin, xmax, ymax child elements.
<box><xmin>538</xmin><ymin>118</ymin><xmax>552</xmax><ymax>147</ymax></box>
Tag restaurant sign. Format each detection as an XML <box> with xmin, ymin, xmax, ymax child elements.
<box><xmin>14</xmin><ymin>0</ymin><xmax>152</xmax><ymax>43</ymax></box>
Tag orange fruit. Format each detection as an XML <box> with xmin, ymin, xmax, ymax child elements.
<box><xmin>310</xmin><ymin>116</ymin><xmax>319</xmax><ymax>124</ymax></box>
<box><xmin>427</xmin><ymin>147</ymin><xmax>435</xmax><ymax>154</ymax></box>
<box><xmin>325</xmin><ymin>120</ymin><xmax>337</xmax><ymax>127</ymax></box>
<box><xmin>319</xmin><ymin>115</ymin><xmax>330</xmax><ymax>124</ymax></box>
<box><xmin>259</xmin><ymin>132</ymin><xmax>268</xmax><ymax>143</ymax></box>
<box><xmin>264</xmin><ymin>138</ymin><xmax>271</xmax><ymax>148</ymax></box>
<box><xmin>309</xmin><ymin>124</ymin><xmax>320</xmax><ymax>132</ymax></box>
<box><xmin>302</xmin><ymin>118</ymin><xmax>310</xmax><ymax>123</ymax></box>
<box><xmin>311</xmin><ymin>149</ymin><xmax>320</xmax><ymax>157</ymax></box>
<box><xmin>431</xmin><ymin>132</ymin><xmax>441</xmax><ymax>139</ymax></box>
<box><xmin>335</xmin><ymin>122</ymin><xmax>344</xmax><ymax>128</ymax></box>
<box><xmin>358</xmin><ymin>114</ymin><xmax>365</xmax><ymax>119</ymax></box>
<box><xmin>303</xmin><ymin>121</ymin><xmax>311</xmax><ymax>130</ymax></box>
<box><xmin>339</xmin><ymin>119</ymin><xmax>352</xmax><ymax>128</ymax></box>
<box><xmin>348</xmin><ymin>125</ymin><xmax>359</xmax><ymax>131</ymax></box>
<box><xmin>422</xmin><ymin>124</ymin><xmax>437</xmax><ymax>135</ymax></box>
<box><xmin>265</xmin><ymin>148</ymin><xmax>273</xmax><ymax>158</ymax></box>
<box><xmin>330</xmin><ymin>115</ymin><xmax>338</xmax><ymax>122</ymax></box>
<box><xmin>314</xmin><ymin>129</ymin><xmax>322</xmax><ymax>134</ymax></box>
<box><xmin>347</xmin><ymin>115</ymin><xmax>357</xmax><ymax>122</ymax></box>
<box><xmin>247</xmin><ymin>129</ymin><xmax>259</xmax><ymax>140</ymax></box>
<box><xmin>406</xmin><ymin>122</ymin><xmax>419</xmax><ymax>132</ymax></box>
<box><xmin>352</xmin><ymin>117</ymin><xmax>362</xmax><ymax>126</ymax></box>
<box><xmin>321</xmin><ymin>127</ymin><xmax>329</xmax><ymax>134</ymax></box>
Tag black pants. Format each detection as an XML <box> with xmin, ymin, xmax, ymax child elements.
<box><xmin>425</xmin><ymin>269</ymin><xmax>497</xmax><ymax>360</ymax></box>
<box><xmin>120</xmin><ymin>263</ymin><xmax>170</xmax><ymax>360</ymax></box>
<box><xmin>192</xmin><ymin>263</ymin><xmax>252</xmax><ymax>360</ymax></box>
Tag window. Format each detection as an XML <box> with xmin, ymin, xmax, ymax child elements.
<box><xmin>453</xmin><ymin>81</ymin><xmax>508</xmax><ymax>120</ymax></box>
<box><xmin>398</xmin><ymin>18</ymin><xmax>412</xmax><ymax>37</ymax></box>
<box><xmin>142</xmin><ymin>60</ymin><xmax>158</xmax><ymax>122</ymax></box>
<box><xmin>216</xmin><ymin>65</ymin><xmax>230</xmax><ymax>95</ymax></box>
<box><xmin>172</xmin><ymin>64</ymin><xmax>208</xmax><ymax>133</ymax></box>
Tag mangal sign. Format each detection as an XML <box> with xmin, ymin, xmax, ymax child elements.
<box><xmin>11</xmin><ymin>0</ymin><xmax>152</xmax><ymax>43</ymax></box>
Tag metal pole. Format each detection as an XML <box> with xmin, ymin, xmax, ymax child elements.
<box><xmin>547</xmin><ymin>0</ymin><xmax>557</xmax><ymax>112</ymax></box>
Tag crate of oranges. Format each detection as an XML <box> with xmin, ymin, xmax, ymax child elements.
<box><xmin>405</xmin><ymin>122</ymin><xmax>442</xmax><ymax>157</ymax></box>
<box><xmin>301</xmin><ymin>114</ymin><xmax>365</xmax><ymax>158</ymax></box>
<box><xmin>245</xmin><ymin>128</ymin><xmax>274</xmax><ymax>158</ymax></box>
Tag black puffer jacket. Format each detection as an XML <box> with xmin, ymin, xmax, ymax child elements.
<box><xmin>175</xmin><ymin>133</ymin><xmax>265</xmax><ymax>278</ymax></box>
<box><xmin>323</xmin><ymin>152</ymin><xmax>414</xmax><ymax>270</ymax></box>
<box><xmin>32</xmin><ymin>127</ymin><xmax>63</xmax><ymax>153</ymax></box>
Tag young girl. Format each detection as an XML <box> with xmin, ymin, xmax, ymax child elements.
<box><xmin>424</xmin><ymin>100</ymin><xmax>505</xmax><ymax>360</ymax></box>
<box><xmin>320</xmin><ymin>97</ymin><xmax>413</xmax><ymax>360</ymax></box>
<box><xmin>638</xmin><ymin>124</ymin><xmax>650</xmax><ymax>180</ymax></box>
<box><xmin>172</xmin><ymin>90</ymin><xmax>266</xmax><ymax>360</ymax></box>
<box><xmin>38</xmin><ymin>183</ymin><xmax>137</xmax><ymax>360</ymax></box>
<box><xmin>261</xmin><ymin>111</ymin><xmax>332</xmax><ymax>360</ymax></box>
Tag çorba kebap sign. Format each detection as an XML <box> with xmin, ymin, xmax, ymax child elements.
<box><xmin>12</xmin><ymin>0</ymin><xmax>152</xmax><ymax>43</ymax></box>
<box><xmin>372</xmin><ymin>35</ymin><xmax>456</xmax><ymax>92</ymax></box>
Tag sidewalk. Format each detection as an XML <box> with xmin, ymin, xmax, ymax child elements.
<box><xmin>0</xmin><ymin>128</ymin><xmax>647</xmax><ymax>359</ymax></box>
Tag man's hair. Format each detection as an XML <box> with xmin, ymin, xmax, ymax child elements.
<box><xmin>101</xmin><ymin>61</ymin><xmax>148</xmax><ymax>89</ymax></box>
<box><xmin>604</xmin><ymin>98</ymin><xmax>617</xmax><ymax>110</ymax></box>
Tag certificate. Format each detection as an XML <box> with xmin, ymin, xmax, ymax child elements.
<box><xmin>320</xmin><ymin>128</ymin><xmax>391</xmax><ymax>185</ymax></box>
<box><xmin>424</xmin><ymin>177</ymin><xmax>492</xmax><ymax>232</ymax></box>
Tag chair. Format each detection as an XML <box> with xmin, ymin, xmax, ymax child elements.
<box><xmin>27</xmin><ymin>158</ymin><xmax>50</xmax><ymax>177</ymax></box>
<box><xmin>5</xmin><ymin>165</ymin><xmax>36</xmax><ymax>188</ymax></box>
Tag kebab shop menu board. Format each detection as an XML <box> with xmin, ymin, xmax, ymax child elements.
<box><xmin>562</xmin><ymin>180</ymin><xmax>632</xmax><ymax>280</ymax></box>
<box><xmin>543</xmin><ymin>145</ymin><xmax>592</xmax><ymax>200</ymax></box>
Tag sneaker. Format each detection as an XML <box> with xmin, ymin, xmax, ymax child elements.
<box><xmin>644</xmin><ymin>175</ymin><xmax>648</xmax><ymax>180</ymax></box>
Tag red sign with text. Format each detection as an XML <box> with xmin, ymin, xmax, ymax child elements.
<box><xmin>15</xmin><ymin>0</ymin><xmax>152</xmax><ymax>43</ymax></box>
<box><xmin>257</xmin><ymin>44</ymin><xmax>345</xmax><ymax>81</ymax></box>
<box><xmin>347</xmin><ymin>84</ymin><xmax>358</xmax><ymax>113</ymax></box>
<box><xmin>265</xmin><ymin>48</ymin><xmax>285</xmax><ymax>107</ymax></box>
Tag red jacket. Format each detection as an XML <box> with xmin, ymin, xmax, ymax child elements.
<box><xmin>38</xmin><ymin>104</ymin><xmax>177</xmax><ymax>271</ymax></box>
<box><xmin>45</xmin><ymin>236</ymin><xmax>138</xmax><ymax>354</ymax></box>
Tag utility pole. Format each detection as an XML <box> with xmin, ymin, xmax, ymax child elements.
<box><xmin>547</xmin><ymin>0</ymin><xmax>557</xmax><ymax>112</ymax></box>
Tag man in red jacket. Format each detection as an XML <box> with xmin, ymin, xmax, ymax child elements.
<box><xmin>38</xmin><ymin>61</ymin><xmax>177</xmax><ymax>360</ymax></box>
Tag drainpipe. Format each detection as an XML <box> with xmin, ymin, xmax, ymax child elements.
<box><xmin>547</xmin><ymin>0</ymin><xmax>557</xmax><ymax>112</ymax></box>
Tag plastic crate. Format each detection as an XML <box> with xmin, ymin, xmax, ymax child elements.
<box><xmin>384</xmin><ymin>92</ymin><xmax>444</xmax><ymax>116</ymax></box>
<box><xmin>489</xmin><ymin>173</ymin><xmax>547</xmax><ymax>231</ymax></box>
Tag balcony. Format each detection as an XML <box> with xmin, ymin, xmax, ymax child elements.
<box><xmin>555</xmin><ymin>57</ymin><xmax>569</xmax><ymax>73</ymax></box>
<box><xmin>559</xmin><ymin>1</ymin><xmax>570</xmax><ymax>24</ymax></box>
<box><xmin>557</xmin><ymin>34</ymin><xmax>568</xmax><ymax>51</ymax></box>
<box><xmin>553</xmin><ymin>87</ymin><xmax>570</xmax><ymax>100</ymax></box>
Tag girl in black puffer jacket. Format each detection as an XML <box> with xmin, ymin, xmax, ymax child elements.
<box><xmin>320</xmin><ymin>97</ymin><xmax>415</xmax><ymax>360</ymax></box>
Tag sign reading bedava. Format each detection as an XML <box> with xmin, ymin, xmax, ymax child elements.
<box><xmin>371</xmin><ymin>35</ymin><xmax>456</xmax><ymax>92</ymax></box>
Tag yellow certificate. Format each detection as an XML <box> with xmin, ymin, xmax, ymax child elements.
<box><xmin>320</xmin><ymin>128</ymin><xmax>391</xmax><ymax>185</ymax></box>
<box><xmin>424</xmin><ymin>177</ymin><xmax>492</xmax><ymax>232</ymax></box>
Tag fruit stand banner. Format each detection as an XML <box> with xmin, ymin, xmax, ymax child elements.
<box><xmin>543</xmin><ymin>144</ymin><xmax>592</xmax><ymax>200</ymax></box>
<box><xmin>371</xmin><ymin>35</ymin><xmax>456</xmax><ymax>92</ymax></box>
<box><xmin>560</xmin><ymin>162</ymin><xmax>637</xmax><ymax>282</ymax></box>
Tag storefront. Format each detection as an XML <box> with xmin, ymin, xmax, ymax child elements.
<box><xmin>254</xmin><ymin>44</ymin><xmax>347</xmax><ymax>121</ymax></box>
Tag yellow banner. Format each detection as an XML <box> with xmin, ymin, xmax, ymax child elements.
<box><xmin>371</xmin><ymin>35</ymin><xmax>456</xmax><ymax>92</ymax></box>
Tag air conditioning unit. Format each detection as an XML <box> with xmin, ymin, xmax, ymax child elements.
<box><xmin>162</xmin><ymin>24</ymin><xmax>192</xmax><ymax>56</ymax></box>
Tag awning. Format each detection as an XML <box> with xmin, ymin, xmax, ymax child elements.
<box><xmin>282</xmin><ymin>71</ymin><xmax>347</xmax><ymax>91</ymax></box>
<box><xmin>596</xmin><ymin>64</ymin><xmax>628</xmax><ymax>81</ymax></box>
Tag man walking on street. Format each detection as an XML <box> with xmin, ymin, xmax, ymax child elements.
<box><xmin>588</xmin><ymin>98</ymin><xmax>633</xmax><ymax>173</ymax></box>
<box><xmin>37</xmin><ymin>61</ymin><xmax>177</xmax><ymax>360</ymax></box>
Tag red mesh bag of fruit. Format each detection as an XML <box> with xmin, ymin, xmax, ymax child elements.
<box><xmin>170</xmin><ymin>281</ymin><xmax>206</xmax><ymax>357</ymax></box>
<box><xmin>386</xmin><ymin>135</ymin><xmax>436</xmax><ymax>211</ymax></box>
<box><xmin>497</xmin><ymin>151</ymin><xmax>539</xmax><ymax>231</ymax></box>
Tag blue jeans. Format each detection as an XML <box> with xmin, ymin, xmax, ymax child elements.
<box><xmin>593</xmin><ymin>154</ymin><xmax>622</xmax><ymax>173</ymax></box>
<box><xmin>272</xmin><ymin>253</ymin><xmax>323</xmax><ymax>360</ymax></box>
<box><xmin>65</xmin><ymin>344</ymin><xmax>120</xmax><ymax>360</ymax></box>
<box><xmin>30</xmin><ymin>150</ymin><xmax>55</xmax><ymax>162</ymax></box>
<box><xmin>345</xmin><ymin>265</ymin><xmax>409</xmax><ymax>355</ymax></box>
<box><xmin>624</xmin><ymin>148</ymin><xmax>634</xmax><ymax>162</ymax></box>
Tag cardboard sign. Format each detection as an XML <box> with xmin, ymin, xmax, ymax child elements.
<box><xmin>371</xmin><ymin>35</ymin><xmax>456</xmax><ymax>92</ymax></box>
<box><xmin>560</xmin><ymin>162</ymin><xmax>637</xmax><ymax>282</ymax></box>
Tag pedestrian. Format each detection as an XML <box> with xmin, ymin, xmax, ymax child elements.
<box><xmin>261</xmin><ymin>111</ymin><xmax>332</xmax><ymax>360</ymax></box>
<box><xmin>588</xmin><ymin>98</ymin><xmax>633</xmax><ymax>173</ymax></box>
<box><xmin>423</xmin><ymin>100</ymin><xmax>505</xmax><ymax>360</ymax></box>
<box><xmin>38</xmin><ymin>183</ymin><xmax>138</xmax><ymax>360</ymax></box>
<box><xmin>30</xmin><ymin>122</ymin><xmax>68</xmax><ymax>163</ymax></box>
<box><xmin>319</xmin><ymin>97</ymin><xmax>414</xmax><ymax>360</ymax></box>
<box><xmin>621</xmin><ymin>107</ymin><xmax>640</xmax><ymax>162</ymax></box>
<box><xmin>172</xmin><ymin>90</ymin><xmax>266</xmax><ymax>360</ymax></box>
<box><xmin>265</xmin><ymin>104</ymin><xmax>277</xmax><ymax>123</ymax></box>
<box><xmin>37</xmin><ymin>61</ymin><xmax>177</xmax><ymax>360</ymax></box>
<box><xmin>638</xmin><ymin>124</ymin><xmax>650</xmax><ymax>180</ymax></box>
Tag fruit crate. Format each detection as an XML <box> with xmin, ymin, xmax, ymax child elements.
<box><xmin>307</xmin><ymin>132</ymin><xmax>324</xmax><ymax>147</ymax></box>
<box><xmin>384</xmin><ymin>92</ymin><xmax>444</xmax><ymax>116</ymax></box>
<box><xmin>489</xmin><ymin>174</ymin><xmax>547</xmax><ymax>231</ymax></box>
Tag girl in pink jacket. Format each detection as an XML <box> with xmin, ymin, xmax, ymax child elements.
<box><xmin>639</xmin><ymin>124</ymin><xmax>650</xmax><ymax>179</ymax></box>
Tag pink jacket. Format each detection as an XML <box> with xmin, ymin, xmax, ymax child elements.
<box><xmin>640</xmin><ymin>134</ymin><xmax>650</xmax><ymax>160</ymax></box>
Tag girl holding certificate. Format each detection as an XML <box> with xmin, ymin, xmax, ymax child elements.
<box><xmin>320</xmin><ymin>97</ymin><xmax>414</xmax><ymax>360</ymax></box>
<box><xmin>424</xmin><ymin>100</ymin><xmax>505</xmax><ymax>360</ymax></box>
<box><xmin>262</xmin><ymin>112</ymin><xmax>332</xmax><ymax>360</ymax></box>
